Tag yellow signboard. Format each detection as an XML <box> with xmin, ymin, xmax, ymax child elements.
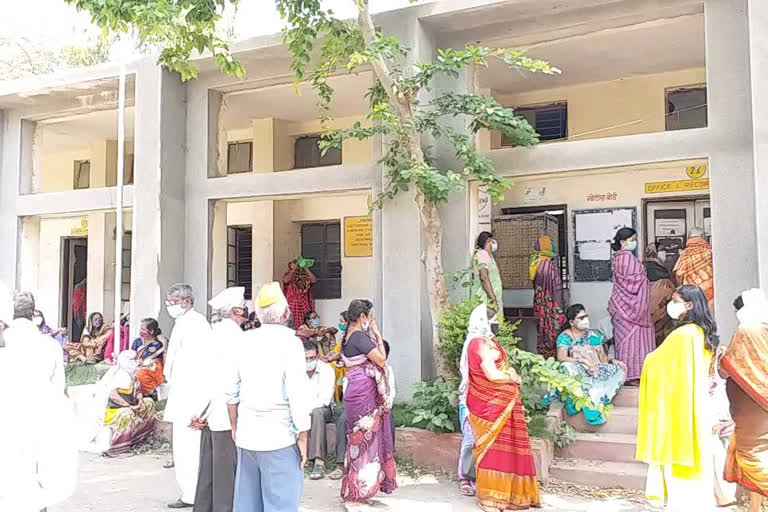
<box><xmin>645</xmin><ymin>178</ymin><xmax>710</xmax><ymax>194</ymax></box>
<box><xmin>71</xmin><ymin>217</ymin><xmax>88</xmax><ymax>235</ymax></box>
<box><xmin>686</xmin><ymin>165</ymin><xmax>707</xmax><ymax>178</ymax></box>
<box><xmin>344</xmin><ymin>216</ymin><xmax>373</xmax><ymax>257</ymax></box>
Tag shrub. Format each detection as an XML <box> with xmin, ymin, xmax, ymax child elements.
<box><xmin>404</xmin><ymin>379</ymin><xmax>459</xmax><ymax>433</ymax></box>
<box><xmin>65</xmin><ymin>363</ymin><xmax>110</xmax><ymax>387</ymax></box>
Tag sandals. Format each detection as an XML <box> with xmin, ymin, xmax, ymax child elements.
<box><xmin>310</xmin><ymin>463</ymin><xmax>325</xmax><ymax>480</ymax></box>
<box><xmin>459</xmin><ymin>480</ymin><xmax>476</xmax><ymax>497</ymax></box>
<box><xmin>328</xmin><ymin>467</ymin><xmax>344</xmax><ymax>480</ymax></box>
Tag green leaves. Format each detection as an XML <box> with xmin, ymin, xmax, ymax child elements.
<box><xmin>404</xmin><ymin>379</ymin><xmax>460</xmax><ymax>433</ymax></box>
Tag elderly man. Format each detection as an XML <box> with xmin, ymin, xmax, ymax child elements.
<box><xmin>227</xmin><ymin>282</ymin><xmax>310</xmax><ymax>512</ymax></box>
<box><xmin>674</xmin><ymin>227</ymin><xmax>715</xmax><ymax>311</ymax></box>
<box><xmin>190</xmin><ymin>287</ymin><xmax>247</xmax><ymax>512</ymax></box>
<box><xmin>164</xmin><ymin>284</ymin><xmax>212</xmax><ymax>509</ymax></box>
<box><xmin>303</xmin><ymin>339</ymin><xmax>337</xmax><ymax>480</ymax></box>
<box><xmin>3</xmin><ymin>291</ymin><xmax>65</xmax><ymax>392</ymax></box>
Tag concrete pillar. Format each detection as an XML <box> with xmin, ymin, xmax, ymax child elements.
<box><xmin>748</xmin><ymin>0</ymin><xmax>768</xmax><ymax>292</ymax></box>
<box><xmin>207</xmin><ymin>90</ymin><xmax>226</xmax><ymax>178</ymax></box>
<box><xmin>0</xmin><ymin>110</ymin><xmax>19</xmax><ymax>320</ymax></box>
<box><xmin>19</xmin><ymin>119</ymin><xmax>35</xmax><ymax>195</ymax></box>
<box><xmin>17</xmin><ymin>216</ymin><xmax>40</xmax><ymax>294</ymax></box>
<box><xmin>130</xmin><ymin>59</ymin><xmax>188</xmax><ymax>335</ymax></box>
<box><xmin>89</xmin><ymin>140</ymin><xmax>108</xmax><ymax>188</ymax></box>
<box><xmin>704</xmin><ymin>0</ymin><xmax>760</xmax><ymax>337</ymax></box>
<box><xmin>211</xmin><ymin>200</ymin><xmax>228</xmax><ymax>298</ymax></box>
<box><xmin>251</xmin><ymin>118</ymin><xmax>275</xmax><ymax>173</ymax></box>
<box><xmin>86</xmin><ymin>212</ymin><xmax>107</xmax><ymax>317</ymax></box>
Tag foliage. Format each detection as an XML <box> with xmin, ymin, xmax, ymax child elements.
<box><xmin>0</xmin><ymin>34</ymin><xmax>114</xmax><ymax>81</ymax></box>
<box><xmin>552</xmin><ymin>422</ymin><xmax>576</xmax><ymax>448</ymax></box>
<box><xmin>65</xmin><ymin>363</ymin><xmax>109</xmax><ymax>387</ymax></box>
<box><xmin>404</xmin><ymin>379</ymin><xmax>459</xmax><ymax>434</ymax></box>
<box><xmin>526</xmin><ymin>412</ymin><xmax>551</xmax><ymax>440</ymax></box>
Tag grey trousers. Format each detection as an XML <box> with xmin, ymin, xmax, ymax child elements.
<box><xmin>194</xmin><ymin>427</ymin><xmax>236</xmax><ymax>512</ymax></box>
<box><xmin>233</xmin><ymin>445</ymin><xmax>303</xmax><ymax>512</ymax></box>
<box><xmin>307</xmin><ymin>406</ymin><xmax>334</xmax><ymax>461</ymax></box>
<box><xmin>335</xmin><ymin>409</ymin><xmax>395</xmax><ymax>465</ymax></box>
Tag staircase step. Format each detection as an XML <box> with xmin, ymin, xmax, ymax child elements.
<box><xmin>557</xmin><ymin>432</ymin><xmax>638</xmax><ymax>463</ymax></box>
<box><xmin>613</xmin><ymin>386</ymin><xmax>639</xmax><ymax>408</ymax></box>
<box><xmin>550</xmin><ymin>458</ymin><xmax>648</xmax><ymax>490</ymax></box>
<box><xmin>566</xmin><ymin>406</ymin><xmax>638</xmax><ymax>435</ymax></box>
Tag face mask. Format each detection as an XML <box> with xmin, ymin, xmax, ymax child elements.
<box><xmin>310</xmin><ymin>318</ymin><xmax>320</xmax><ymax>329</ymax></box>
<box><xmin>362</xmin><ymin>321</ymin><xmax>371</xmax><ymax>332</ymax></box>
<box><xmin>490</xmin><ymin>323</ymin><xmax>499</xmax><ymax>336</ymax></box>
<box><xmin>92</xmin><ymin>318</ymin><xmax>103</xmax><ymax>329</ymax></box>
<box><xmin>306</xmin><ymin>359</ymin><xmax>318</xmax><ymax>372</ymax></box>
<box><xmin>338</xmin><ymin>323</ymin><xmax>347</xmax><ymax>332</ymax></box>
<box><xmin>667</xmin><ymin>301</ymin><xmax>688</xmax><ymax>320</ymax></box>
<box><xmin>576</xmin><ymin>317</ymin><xmax>590</xmax><ymax>330</ymax></box>
<box><xmin>139</xmin><ymin>329</ymin><xmax>151</xmax><ymax>340</ymax></box>
<box><xmin>624</xmin><ymin>240</ymin><xmax>637</xmax><ymax>251</ymax></box>
<box><xmin>491</xmin><ymin>240</ymin><xmax>498</xmax><ymax>253</ymax></box>
<box><xmin>167</xmin><ymin>304</ymin><xmax>186</xmax><ymax>319</ymax></box>
<box><xmin>33</xmin><ymin>317</ymin><xmax>43</xmax><ymax>327</ymax></box>
<box><xmin>657</xmin><ymin>251</ymin><xmax>667</xmax><ymax>262</ymax></box>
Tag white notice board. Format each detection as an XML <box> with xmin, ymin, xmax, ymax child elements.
<box><xmin>572</xmin><ymin>207</ymin><xmax>637</xmax><ymax>282</ymax></box>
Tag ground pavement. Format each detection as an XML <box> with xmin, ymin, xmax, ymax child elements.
<box><xmin>51</xmin><ymin>452</ymin><xmax>668</xmax><ymax>512</ymax></box>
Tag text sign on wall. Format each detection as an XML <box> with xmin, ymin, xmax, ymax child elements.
<box><xmin>686</xmin><ymin>165</ymin><xmax>707</xmax><ymax>178</ymax></box>
<box><xmin>478</xmin><ymin>187</ymin><xmax>492</xmax><ymax>231</ymax></box>
<box><xmin>644</xmin><ymin>178</ymin><xmax>710</xmax><ymax>194</ymax></box>
<box><xmin>344</xmin><ymin>216</ymin><xmax>373</xmax><ymax>257</ymax></box>
<box><xmin>71</xmin><ymin>217</ymin><xmax>88</xmax><ymax>236</ymax></box>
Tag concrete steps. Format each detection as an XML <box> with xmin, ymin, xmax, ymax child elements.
<box><xmin>558</xmin><ymin>432</ymin><xmax>639</xmax><ymax>463</ymax></box>
<box><xmin>550</xmin><ymin>458</ymin><xmax>647</xmax><ymax>490</ymax></box>
<box><xmin>612</xmin><ymin>386</ymin><xmax>639</xmax><ymax>408</ymax></box>
<box><xmin>566</xmin><ymin>405</ymin><xmax>638</xmax><ymax>435</ymax></box>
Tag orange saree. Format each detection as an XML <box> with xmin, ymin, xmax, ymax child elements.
<box><xmin>467</xmin><ymin>336</ymin><xmax>540</xmax><ymax>509</ymax></box>
<box><xmin>674</xmin><ymin>238</ymin><xmax>714</xmax><ymax>310</ymax></box>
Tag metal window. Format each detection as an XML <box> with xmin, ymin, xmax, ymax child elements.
<box><xmin>121</xmin><ymin>232</ymin><xmax>132</xmax><ymax>312</ymax></box>
<box><xmin>227</xmin><ymin>141</ymin><xmax>253</xmax><ymax>174</ymax></box>
<box><xmin>227</xmin><ymin>226</ymin><xmax>253</xmax><ymax>299</ymax></box>
<box><xmin>73</xmin><ymin>160</ymin><xmax>90</xmax><ymax>189</ymax></box>
<box><xmin>294</xmin><ymin>135</ymin><xmax>342</xmax><ymax>169</ymax></box>
<box><xmin>300</xmin><ymin>222</ymin><xmax>341</xmax><ymax>299</ymax></box>
<box><xmin>502</xmin><ymin>103</ymin><xmax>567</xmax><ymax>146</ymax></box>
<box><xmin>666</xmin><ymin>86</ymin><xmax>707</xmax><ymax>131</ymax></box>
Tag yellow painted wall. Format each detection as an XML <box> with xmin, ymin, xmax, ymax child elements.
<box><xmin>226</xmin><ymin>201</ymin><xmax>275</xmax><ymax>296</ymax></box>
<box><xmin>486</xmin><ymin>68</ymin><xmax>706</xmax><ymax>148</ymax></box>
<box><xmin>39</xmin><ymin>140</ymin><xmax>135</xmax><ymax>192</ymax></box>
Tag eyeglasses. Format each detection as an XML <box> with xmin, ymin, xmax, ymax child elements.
<box><xmin>165</xmin><ymin>299</ymin><xmax>183</xmax><ymax>307</ymax></box>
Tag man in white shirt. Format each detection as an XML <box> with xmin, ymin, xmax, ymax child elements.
<box><xmin>164</xmin><ymin>283</ymin><xmax>212</xmax><ymax>509</ymax></box>
<box><xmin>226</xmin><ymin>282</ymin><xmax>310</xmax><ymax>512</ymax></box>
<box><xmin>189</xmin><ymin>286</ymin><xmax>247</xmax><ymax>512</ymax></box>
<box><xmin>303</xmin><ymin>339</ymin><xmax>337</xmax><ymax>480</ymax></box>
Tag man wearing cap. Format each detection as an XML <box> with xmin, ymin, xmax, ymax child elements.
<box><xmin>189</xmin><ymin>287</ymin><xmax>248</xmax><ymax>512</ymax></box>
<box><xmin>226</xmin><ymin>282</ymin><xmax>311</xmax><ymax>512</ymax></box>
<box><xmin>164</xmin><ymin>284</ymin><xmax>212</xmax><ymax>509</ymax></box>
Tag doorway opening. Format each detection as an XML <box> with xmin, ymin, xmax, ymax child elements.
<box><xmin>644</xmin><ymin>196</ymin><xmax>711</xmax><ymax>271</ymax></box>
<box><xmin>60</xmin><ymin>237</ymin><xmax>88</xmax><ymax>342</ymax></box>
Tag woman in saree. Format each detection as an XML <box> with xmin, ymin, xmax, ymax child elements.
<box><xmin>636</xmin><ymin>285</ymin><xmax>720</xmax><ymax>511</ymax></box>
<box><xmin>64</xmin><ymin>312</ymin><xmax>113</xmax><ymax>363</ymax></box>
<box><xmin>296</xmin><ymin>310</ymin><xmax>338</xmax><ymax>356</ymax></box>
<box><xmin>466</xmin><ymin>307</ymin><xmax>540</xmax><ymax>510</ymax></box>
<box><xmin>556</xmin><ymin>304</ymin><xmax>626</xmax><ymax>426</ymax></box>
<box><xmin>609</xmin><ymin>228</ymin><xmax>655</xmax><ymax>384</ymax></box>
<box><xmin>644</xmin><ymin>243</ymin><xmax>676</xmax><ymax>346</ymax></box>
<box><xmin>472</xmin><ymin>231</ymin><xmax>503</xmax><ymax>315</ymax></box>
<box><xmin>339</xmin><ymin>299</ymin><xmax>396</xmax><ymax>502</ymax></box>
<box><xmin>530</xmin><ymin>235</ymin><xmax>567</xmax><ymax>358</ymax></box>
<box><xmin>102</xmin><ymin>350</ymin><xmax>156</xmax><ymax>456</ymax></box>
<box><xmin>130</xmin><ymin>318</ymin><xmax>168</xmax><ymax>396</ymax></box>
<box><xmin>282</xmin><ymin>258</ymin><xmax>317</xmax><ymax>329</ymax></box>
<box><xmin>721</xmin><ymin>289</ymin><xmax>768</xmax><ymax>512</ymax></box>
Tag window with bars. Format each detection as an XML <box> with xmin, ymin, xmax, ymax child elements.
<box><xmin>227</xmin><ymin>141</ymin><xmax>253</xmax><ymax>174</ymax></box>
<box><xmin>294</xmin><ymin>135</ymin><xmax>342</xmax><ymax>169</ymax></box>
<box><xmin>666</xmin><ymin>86</ymin><xmax>707</xmax><ymax>131</ymax></box>
<box><xmin>121</xmin><ymin>232</ymin><xmax>132</xmax><ymax>312</ymax></box>
<box><xmin>73</xmin><ymin>160</ymin><xmax>91</xmax><ymax>189</ymax></box>
<box><xmin>300</xmin><ymin>222</ymin><xmax>341</xmax><ymax>299</ymax></box>
<box><xmin>227</xmin><ymin>226</ymin><xmax>253</xmax><ymax>299</ymax></box>
<box><xmin>502</xmin><ymin>102</ymin><xmax>567</xmax><ymax>146</ymax></box>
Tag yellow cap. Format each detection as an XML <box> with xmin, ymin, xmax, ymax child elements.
<box><xmin>256</xmin><ymin>281</ymin><xmax>285</xmax><ymax>308</ymax></box>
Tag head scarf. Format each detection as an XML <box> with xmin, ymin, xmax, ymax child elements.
<box><xmin>458</xmin><ymin>304</ymin><xmax>494</xmax><ymax>403</ymax></box>
<box><xmin>737</xmin><ymin>288</ymin><xmax>768</xmax><ymax>326</ymax></box>
<box><xmin>529</xmin><ymin>235</ymin><xmax>557</xmax><ymax>282</ymax></box>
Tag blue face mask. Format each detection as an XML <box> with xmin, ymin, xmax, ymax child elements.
<box><xmin>310</xmin><ymin>318</ymin><xmax>320</xmax><ymax>329</ymax></box>
<box><xmin>625</xmin><ymin>240</ymin><xmax>637</xmax><ymax>252</ymax></box>
<box><xmin>491</xmin><ymin>240</ymin><xmax>498</xmax><ymax>253</ymax></box>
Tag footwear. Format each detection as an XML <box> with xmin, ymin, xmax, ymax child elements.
<box><xmin>310</xmin><ymin>462</ymin><xmax>325</xmax><ymax>480</ymax></box>
<box><xmin>163</xmin><ymin>458</ymin><xmax>175</xmax><ymax>469</ymax></box>
<box><xmin>328</xmin><ymin>467</ymin><xmax>344</xmax><ymax>480</ymax></box>
<box><xmin>459</xmin><ymin>480</ymin><xmax>476</xmax><ymax>497</ymax></box>
<box><xmin>167</xmin><ymin>499</ymin><xmax>193</xmax><ymax>509</ymax></box>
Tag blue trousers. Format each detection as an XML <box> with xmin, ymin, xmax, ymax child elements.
<box><xmin>233</xmin><ymin>445</ymin><xmax>303</xmax><ymax>512</ymax></box>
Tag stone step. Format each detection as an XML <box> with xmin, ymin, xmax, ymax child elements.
<box><xmin>613</xmin><ymin>386</ymin><xmax>639</xmax><ymax>408</ymax></box>
<box><xmin>566</xmin><ymin>406</ymin><xmax>638</xmax><ymax>435</ymax></box>
<box><xmin>550</xmin><ymin>458</ymin><xmax>648</xmax><ymax>490</ymax></box>
<box><xmin>557</xmin><ymin>432</ymin><xmax>638</xmax><ymax>463</ymax></box>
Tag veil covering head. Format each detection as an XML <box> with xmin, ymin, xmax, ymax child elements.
<box><xmin>458</xmin><ymin>303</ymin><xmax>495</xmax><ymax>402</ymax></box>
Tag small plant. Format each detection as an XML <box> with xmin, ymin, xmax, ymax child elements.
<box><xmin>404</xmin><ymin>379</ymin><xmax>459</xmax><ymax>434</ymax></box>
<box><xmin>526</xmin><ymin>412</ymin><xmax>552</xmax><ymax>440</ymax></box>
<box><xmin>552</xmin><ymin>422</ymin><xmax>576</xmax><ymax>448</ymax></box>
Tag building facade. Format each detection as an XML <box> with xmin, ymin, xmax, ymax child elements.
<box><xmin>1</xmin><ymin>0</ymin><xmax>766</xmax><ymax>393</ymax></box>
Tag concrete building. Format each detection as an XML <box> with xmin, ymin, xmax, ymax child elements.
<box><xmin>1</xmin><ymin>0</ymin><xmax>766</xmax><ymax>395</ymax></box>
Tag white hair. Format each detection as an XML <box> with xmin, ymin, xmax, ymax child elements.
<box><xmin>689</xmin><ymin>226</ymin><xmax>707</xmax><ymax>238</ymax></box>
<box><xmin>167</xmin><ymin>283</ymin><xmax>195</xmax><ymax>305</ymax></box>
<box><xmin>211</xmin><ymin>306</ymin><xmax>237</xmax><ymax>324</ymax></box>
<box><xmin>256</xmin><ymin>298</ymin><xmax>289</xmax><ymax>325</ymax></box>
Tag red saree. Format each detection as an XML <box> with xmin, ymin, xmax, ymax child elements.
<box><xmin>467</xmin><ymin>337</ymin><xmax>540</xmax><ymax>509</ymax></box>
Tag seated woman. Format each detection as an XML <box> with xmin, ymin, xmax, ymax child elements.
<box><xmin>130</xmin><ymin>318</ymin><xmax>168</xmax><ymax>396</ymax></box>
<box><xmin>295</xmin><ymin>310</ymin><xmax>338</xmax><ymax>356</ymax></box>
<box><xmin>64</xmin><ymin>312</ymin><xmax>113</xmax><ymax>364</ymax></box>
<box><xmin>556</xmin><ymin>304</ymin><xmax>627</xmax><ymax>426</ymax></box>
<box><xmin>323</xmin><ymin>311</ymin><xmax>349</xmax><ymax>402</ymax></box>
<box><xmin>103</xmin><ymin>350</ymin><xmax>156</xmax><ymax>456</ymax></box>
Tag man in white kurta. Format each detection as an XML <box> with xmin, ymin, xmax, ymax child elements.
<box><xmin>164</xmin><ymin>284</ymin><xmax>212</xmax><ymax>509</ymax></box>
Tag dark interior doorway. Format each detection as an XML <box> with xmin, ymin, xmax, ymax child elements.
<box><xmin>60</xmin><ymin>237</ymin><xmax>87</xmax><ymax>342</ymax></box>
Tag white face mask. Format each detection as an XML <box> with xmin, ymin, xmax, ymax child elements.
<box><xmin>657</xmin><ymin>251</ymin><xmax>667</xmax><ymax>262</ymax></box>
<box><xmin>33</xmin><ymin>317</ymin><xmax>43</xmax><ymax>326</ymax></box>
<box><xmin>306</xmin><ymin>360</ymin><xmax>318</xmax><ymax>372</ymax></box>
<box><xmin>667</xmin><ymin>301</ymin><xmax>689</xmax><ymax>320</ymax></box>
<box><xmin>491</xmin><ymin>240</ymin><xmax>498</xmax><ymax>253</ymax></box>
<box><xmin>167</xmin><ymin>304</ymin><xmax>187</xmax><ymax>319</ymax></box>
<box><xmin>362</xmin><ymin>321</ymin><xmax>370</xmax><ymax>332</ymax></box>
<box><xmin>575</xmin><ymin>317</ymin><xmax>590</xmax><ymax>330</ymax></box>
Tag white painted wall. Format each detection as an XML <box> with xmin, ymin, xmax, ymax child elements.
<box><xmin>226</xmin><ymin>201</ymin><xmax>274</xmax><ymax>296</ymax></box>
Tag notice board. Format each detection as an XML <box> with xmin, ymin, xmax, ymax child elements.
<box><xmin>572</xmin><ymin>207</ymin><xmax>636</xmax><ymax>282</ymax></box>
<box><xmin>344</xmin><ymin>216</ymin><xmax>373</xmax><ymax>257</ymax></box>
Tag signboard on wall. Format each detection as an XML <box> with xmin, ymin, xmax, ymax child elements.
<box><xmin>478</xmin><ymin>187</ymin><xmax>492</xmax><ymax>231</ymax></box>
<box><xmin>71</xmin><ymin>217</ymin><xmax>88</xmax><ymax>236</ymax></box>
<box><xmin>644</xmin><ymin>178</ymin><xmax>709</xmax><ymax>194</ymax></box>
<box><xmin>344</xmin><ymin>216</ymin><xmax>373</xmax><ymax>257</ymax></box>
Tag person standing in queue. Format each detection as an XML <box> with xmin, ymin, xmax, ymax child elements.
<box><xmin>471</xmin><ymin>232</ymin><xmax>503</xmax><ymax>315</ymax></box>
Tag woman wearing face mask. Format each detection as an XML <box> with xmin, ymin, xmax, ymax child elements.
<box><xmin>472</xmin><ymin>231</ymin><xmax>503</xmax><ymax>314</ymax></box>
<box><xmin>64</xmin><ymin>312</ymin><xmax>113</xmax><ymax>364</ymax></box>
<box><xmin>322</xmin><ymin>311</ymin><xmax>349</xmax><ymax>403</ymax></box>
<box><xmin>609</xmin><ymin>227</ymin><xmax>655</xmax><ymax>384</ymax></box>
<box><xmin>644</xmin><ymin>243</ymin><xmax>676</xmax><ymax>347</ymax></box>
<box><xmin>296</xmin><ymin>310</ymin><xmax>338</xmax><ymax>356</ymax></box>
<box><xmin>129</xmin><ymin>318</ymin><xmax>169</xmax><ymax>396</ymax></box>
<box><xmin>530</xmin><ymin>235</ymin><xmax>567</xmax><ymax>358</ymax></box>
<box><xmin>339</xmin><ymin>299</ymin><xmax>396</xmax><ymax>502</ymax></box>
<box><xmin>556</xmin><ymin>304</ymin><xmax>626</xmax><ymax>426</ymax></box>
<box><xmin>636</xmin><ymin>285</ymin><xmax>722</xmax><ymax>511</ymax></box>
